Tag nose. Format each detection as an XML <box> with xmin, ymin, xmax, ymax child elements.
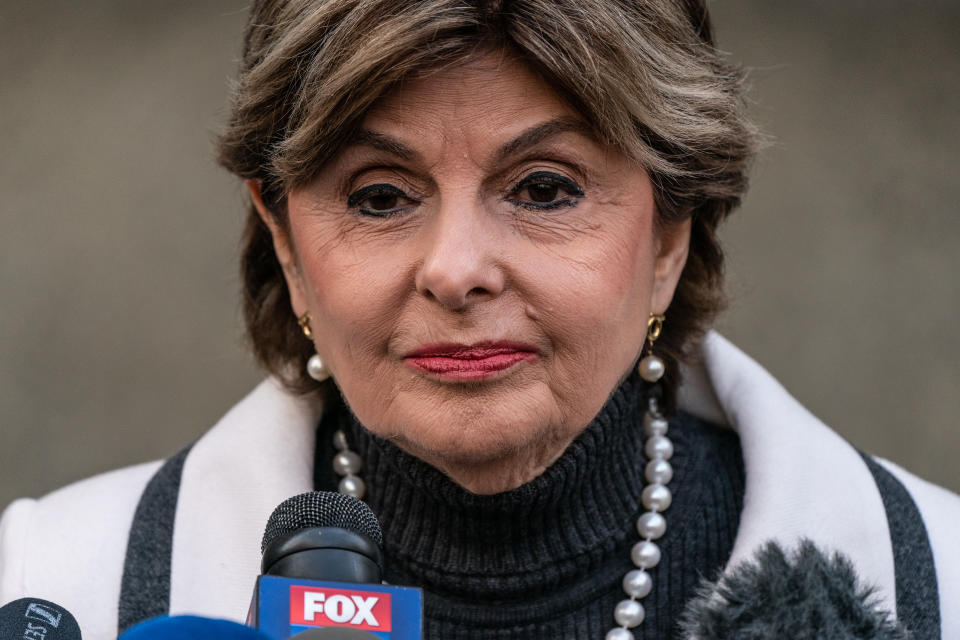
<box><xmin>414</xmin><ymin>203</ymin><xmax>505</xmax><ymax>310</ymax></box>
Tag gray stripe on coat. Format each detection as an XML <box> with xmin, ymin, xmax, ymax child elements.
<box><xmin>860</xmin><ymin>452</ymin><xmax>940</xmax><ymax>638</ymax></box>
<box><xmin>117</xmin><ymin>445</ymin><xmax>193</xmax><ymax>634</ymax></box>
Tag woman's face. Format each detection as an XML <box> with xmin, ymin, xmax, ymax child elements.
<box><xmin>253</xmin><ymin>52</ymin><xmax>690</xmax><ymax>494</ymax></box>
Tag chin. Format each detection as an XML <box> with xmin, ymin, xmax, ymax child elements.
<box><xmin>376</xmin><ymin>388</ymin><xmax>569</xmax><ymax>474</ymax></box>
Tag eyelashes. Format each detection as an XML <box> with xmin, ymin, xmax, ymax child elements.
<box><xmin>346</xmin><ymin>183</ymin><xmax>417</xmax><ymax>217</ymax></box>
<box><xmin>507</xmin><ymin>171</ymin><xmax>584</xmax><ymax>211</ymax></box>
<box><xmin>345</xmin><ymin>171</ymin><xmax>584</xmax><ymax>218</ymax></box>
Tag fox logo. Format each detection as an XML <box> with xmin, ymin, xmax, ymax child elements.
<box><xmin>290</xmin><ymin>586</ymin><xmax>391</xmax><ymax>632</ymax></box>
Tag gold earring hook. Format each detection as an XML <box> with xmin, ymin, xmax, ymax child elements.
<box><xmin>298</xmin><ymin>312</ymin><xmax>313</xmax><ymax>340</ymax></box>
<box><xmin>646</xmin><ymin>314</ymin><xmax>665</xmax><ymax>347</ymax></box>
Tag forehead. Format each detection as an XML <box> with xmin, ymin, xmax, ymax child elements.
<box><xmin>357</xmin><ymin>52</ymin><xmax>587</xmax><ymax>156</ymax></box>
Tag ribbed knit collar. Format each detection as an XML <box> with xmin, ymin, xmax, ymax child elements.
<box><xmin>314</xmin><ymin>371</ymin><xmax>744</xmax><ymax>637</ymax></box>
<box><xmin>326</xmin><ymin>371</ymin><xmax>663</xmax><ymax>598</ymax></box>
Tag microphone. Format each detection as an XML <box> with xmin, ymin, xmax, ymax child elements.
<box><xmin>118</xmin><ymin>617</ymin><xmax>378</xmax><ymax>640</ymax></box>
<box><xmin>249</xmin><ymin>492</ymin><xmax>422</xmax><ymax>639</ymax></box>
<box><xmin>118</xmin><ymin>615</ymin><xmax>271</xmax><ymax>639</ymax></box>
<box><xmin>0</xmin><ymin>597</ymin><xmax>81</xmax><ymax>640</ymax></box>
<box><xmin>260</xmin><ymin>491</ymin><xmax>384</xmax><ymax>583</ymax></box>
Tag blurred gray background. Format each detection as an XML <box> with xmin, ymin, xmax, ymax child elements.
<box><xmin>1</xmin><ymin>0</ymin><xmax>957</xmax><ymax>510</ymax></box>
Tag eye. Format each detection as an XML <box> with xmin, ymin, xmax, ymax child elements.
<box><xmin>347</xmin><ymin>183</ymin><xmax>416</xmax><ymax>217</ymax></box>
<box><xmin>509</xmin><ymin>171</ymin><xmax>584</xmax><ymax>211</ymax></box>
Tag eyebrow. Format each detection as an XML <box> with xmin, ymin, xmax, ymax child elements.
<box><xmin>344</xmin><ymin>117</ymin><xmax>596</xmax><ymax>164</ymax></box>
<box><xmin>494</xmin><ymin>117</ymin><xmax>596</xmax><ymax>163</ymax></box>
<box><xmin>345</xmin><ymin>129</ymin><xmax>417</xmax><ymax>160</ymax></box>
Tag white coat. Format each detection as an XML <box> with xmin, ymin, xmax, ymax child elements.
<box><xmin>2</xmin><ymin>333</ymin><xmax>958</xmax><ymax>639</ymax></box>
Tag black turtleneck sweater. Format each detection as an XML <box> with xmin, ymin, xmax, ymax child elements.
<box><xmin>314</xmin><ymin>372</ymin><xmax>745</xmax><ymax>639</ymax></box>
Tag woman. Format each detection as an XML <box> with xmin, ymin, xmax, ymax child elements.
<box><xmin>1</xmin><ymin>1</ymin><xmax>957</xmax><ymax>638</ymax></box>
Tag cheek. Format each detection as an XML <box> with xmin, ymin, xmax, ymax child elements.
<box><xmin>521</xmin><ymin>210</ymin><xmax>659</xmax><ymax>385</ymax></box>
<box><xmin>289</xmin><ymin>218</ymin><xmax>411</xmax><ymax>364</ymax></box>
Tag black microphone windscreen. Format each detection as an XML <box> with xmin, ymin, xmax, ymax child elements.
<box><xmin>0</xmin><ymin>598</ymin><xmax>82</xmax><ymax>640</ymax></box>
<box><xmin>262</xmin><ymin>491</ymin><xmax>383</xmax><ymax>552</ymax></box>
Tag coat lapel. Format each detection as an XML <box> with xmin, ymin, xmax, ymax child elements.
<box><xmin>680</xmin><ymin>332</ymin><xmax>897</xmax><ymax>617</ymax></box>
<box><xmin>168</xmin><ymin>379</ymin><xmax>322</xmax><ymax>619</ymax></box>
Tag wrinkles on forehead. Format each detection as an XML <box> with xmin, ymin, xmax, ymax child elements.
<box><xmin>341</xmin><ymin>117</ymin><xmax>598</xmax><ymax>167</ymax></box>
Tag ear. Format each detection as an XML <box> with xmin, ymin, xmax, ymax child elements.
<box><xmin>245</xmin><ymin>179</ymin><xmax>308</xmax><ymax>316</ymax></box>
<box><xmin>650</xmin><ymin>218</ymin><xmax>692</xmax><ymax>315</ymax></box>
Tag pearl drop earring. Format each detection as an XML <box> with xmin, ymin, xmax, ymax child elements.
<box><xmin>298</xmin><ymin>312</ymin><xmax>330</xmax><ymax>382</ymax></box>
<box><xmin>638</xmin><ymin>314</ymin><xmax>665</xmax><ymax>383</ymax></box>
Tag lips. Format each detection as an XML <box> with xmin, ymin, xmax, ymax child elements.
<box><xmin>404</xmin><ymin>342</ymin><xmax>538</xmax><ymax>380</ymax></box>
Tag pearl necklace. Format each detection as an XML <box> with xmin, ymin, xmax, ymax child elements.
<box><xmin>328</xmin><ymin>387</ymin><xmax>674</xmax><ymax>640</ymax></box>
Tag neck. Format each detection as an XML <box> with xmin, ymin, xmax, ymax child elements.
<box><xmin>333</xmin><ymin>370</ymin><xmax>653</xmax><ymax>595</ymax></box>
<box><xmin>312</xmin><ymin>370</ymin><xmax>746</xmax><ymax>638</ymax></box>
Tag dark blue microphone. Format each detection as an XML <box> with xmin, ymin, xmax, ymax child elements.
<box><xmin>249</xmin><ymin>492</ymin><xmax>422</xmax><ymax>639</ymax></box>
<box><xmin>289</xmin><ymin>629</ymin><xmax>380</xmax><ymax>638</ymax></box>
<box><xmin>118</xmin><ymin>615</ymin><xmax>271</xmax><ymax>639</ymax></box>
<box><xmin>0</xmin><ymin>597</ymin><xmax>81</xmax><ymax>640</ymax></box>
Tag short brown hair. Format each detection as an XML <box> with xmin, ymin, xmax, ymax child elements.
<box><xmin>217</xmin><ymin>0</ymin><xmax>758</xmax><ymax>405</ymax></box>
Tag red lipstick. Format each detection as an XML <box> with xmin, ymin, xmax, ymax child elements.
<box><xmin>405</xmin><ymin>342</ymin><xmax>538</xmax><ymax>380</ymax></box>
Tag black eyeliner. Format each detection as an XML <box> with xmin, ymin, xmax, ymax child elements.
<box><xmin>504</xmin><ymin>170</ymin><xmax>585</xmax><ymax>211</ymax></box>
<box><xmin>346</xmin><ymin>183</ymin><xmax>406</xmax><ymax>208</ymax></box>
<box><xmin>512</xmin><ymin>199</ymin><xmax>578</xmax><ymax>212</ymax></box>
<box><xmin>515</xmin><ymin>171</ymin><xmax>584</xmax><ymax>197</ymax></box>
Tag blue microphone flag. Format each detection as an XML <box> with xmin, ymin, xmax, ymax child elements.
<box><xmin>249</xmin><ymin>575</ymin><xmax>422</xmax><ymax>639</ymax></box>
